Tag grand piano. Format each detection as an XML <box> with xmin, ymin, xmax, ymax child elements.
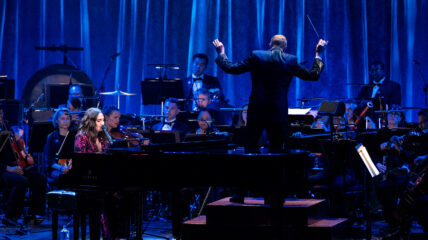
<box><xmin>60</xmin><ymin>141</ymin><xmax>310</xmax><ymax>239</ymax></box>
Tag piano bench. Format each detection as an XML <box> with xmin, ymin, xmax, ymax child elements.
<box><xmin>48</xmin><ymin>190</ymin><xmax>80</xmax><ymax>240</ymax></box>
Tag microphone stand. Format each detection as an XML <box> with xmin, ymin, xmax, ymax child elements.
<box><xmin>98</xmin><ymin>54</ymin><xmax>119</xmax><ymax>109</ymax></box>
<box><xmin>415</xmin><ymin>64</ymin><xmax>428</xmax><ymax>107</ymax></box>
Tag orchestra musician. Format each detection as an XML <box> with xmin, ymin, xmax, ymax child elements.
<box><xmin>74</xmin><ymin>108</ymin><xmax>109</xmax><ymax>153</ymax></box>
<box><xmin>213</xmin><ymin>35</ymin><xmax>327</xmax><ymax>154</ymax></box>
<box><xmin>68</xmin><ymin>84</ymin><xmax>86</xmax><ymax>109</ymax></box>
<box><xmin>194</xmin><ymin>88</ymin><xmax>227</xmax><ymax>125</ymax></box>
<box><xmin>0</xmin><ymin>105</ymin><xmax>46</xmax><ymax>225</ymax></box>
<box><xmin>376</xmin><ymin>110</ymin><xmax>428</xmax><ymax>234</ymax></box>
<box><xmin>358</xmin><ymin>61</ymin><xmax>402</xmax><ymax>111</ymax></box>
<box><xmin>103</xmin><ymin>105</ymin><xmax>120</xmax><ymax>135</ymax></box>
<box><xmin>183</xmin><ymin>53</ymin><xmax>224</xmax><ymax>111</ymax></box>
<box><xmin>195</xmin><ymin>110</ymin><xmax>219</xmax><ymax>135</ymax></box>
<box><xmin>386</xmin><ymin>105</ymin><xmax>406</xmax><ymax>129</ymax></box>
<box><xmin>44</xmin><ymin>108</ymin><xmax>74</xmax><ymax>182</ymax></box>
<box><xmin>152</xmin><ymin>98</ymin><xmax>191</xmax><ymax>138</ymax></box>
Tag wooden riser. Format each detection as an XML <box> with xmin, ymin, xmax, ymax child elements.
<box><xmin>206</xmin><ymin>197</ymin><xmax>328</xmax><ymax>227</ymax></box>
<box><xmin>183</xmin><ymin>216</ymin><xmax>348</xmax><ymax>240</ymax></box>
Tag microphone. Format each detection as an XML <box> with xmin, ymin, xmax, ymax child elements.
<box><xmin>101</xmin><ymin>125</ymin><xmax>114</xmax><ymax>144</ymax></box>
<box><xmin>414</xmin><ymin>59</ymin><xmax>421</xmax><ymax>66</ymax></box>
<box><xmin>110</xmin><ymin>52</ymin><xmax>121</xmax><ymax>59</ymax></box>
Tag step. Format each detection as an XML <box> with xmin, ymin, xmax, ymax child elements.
<box><xmin>307</xmin><ymin>218</ymin><xmax>348</xmax><ymax>240</ymax></box>
<box><xmin>205</xmin><ymin>197</ymin><xmax>328</xmax><ymax>227</ymax></box>
<box><xmin>182</xmin><ymin>215</ymin><xmax>349</xmax><ymax>240</ymax></box>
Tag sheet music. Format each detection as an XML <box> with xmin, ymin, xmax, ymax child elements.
<box><xmin>356</xmin><ymin>143</ymin><xmax>380</xmax><ymax>178</ymax></box>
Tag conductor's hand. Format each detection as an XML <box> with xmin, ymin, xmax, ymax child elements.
<box><xmin>213</xmin><ymin>39</ymin><xmax>225</xmax><ymax>55</ymax></box>
<box><xmin>316</xmin><ymin>39</ymin><xmax>328</xmax><ymax>56</ymax></box>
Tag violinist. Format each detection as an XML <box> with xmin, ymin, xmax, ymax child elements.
<box><xmin>0</xmin><ymin>104</ymin><xmax>46</xmax><ymax>225</ymax></box>
<box><xmin>103</xmin><ymin>105</ymin><xmax>148</xmax><ymax>146</ymax></box>
<box><xmin>44</xmin><ymin>108</ymin><xmax>74</xmax><ymax>182</ymax></box>
<box><xmin>103</xmin><ymin>105</ymin><xmax>120</xmax><ymax>136</ymax></box>
<box><xmin>377</xmin><ymin>110</ymin><xmax>428</xmax><ymax>232</ymax></box>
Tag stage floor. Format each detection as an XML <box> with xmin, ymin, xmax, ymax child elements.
<box><xmin>0</xmin><ymin>215</ymin><xmax>426</xmax><ymax>240</ymax></box>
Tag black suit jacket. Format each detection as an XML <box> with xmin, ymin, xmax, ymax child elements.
<box><xmin>358</xmin><ymin>79</ymin><xmax>402</xmax><ymax>110</ymax></box>
<box><xmin>215</xmin><ymin>47</ymin><xmax>324</xmax><ymax>123</ymax></box>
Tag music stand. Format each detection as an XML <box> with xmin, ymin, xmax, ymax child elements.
<box><xmin>0</xmin><ymin>78</ymin><xmax>15</xmax><ymax>99</ymax></box>
<box><xmin>141</xmin><ymin>79</ymin><xmax>183</xmax><ymax>105</ymax></box>
<box><xmin>150</xmin><ymin>131</ymin><xmax>180</xmax><ymax>144</ymax></box>
<box><xmin>183</xmin><ymin>133</ymin><xmax>226</xmax><ymax>142</ymax></box>
<box><xmin>355</xmin><ymin>143</ymin><xmax>379</xmax><ymax>239</ymax></box>
<box><xmin>28</xmin><ymin>122</ymin><xmax>54</xmax><ymax>153</ymax></box>
<box><xmin>0</xmin><ymin>131</ymin><xmax>17</xmax><ymax>162</ymax></box>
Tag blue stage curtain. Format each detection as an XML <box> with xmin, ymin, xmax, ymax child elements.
<box><xmin>0</xmin><ymin>0</ymin><xmax>426</xmax><ymax>120</ymax></box>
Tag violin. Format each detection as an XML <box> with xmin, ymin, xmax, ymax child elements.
<box><xmin>57</xmin><ymin>158</ymin><xmax>72</xmax><ymax>170</ymax></box>
<box><xmin>11</xmin><ymin>127</ymin><xmax>34</xmax><ymax>170</ymax></box>
<box><xmin>110</xmin><ymin>126</ymin><xmax>148</xmax><ymax>146</ymax></box>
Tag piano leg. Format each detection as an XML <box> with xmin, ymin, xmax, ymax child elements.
<box><xmin>80</xmin><ymin>211</ymin><xmax>86</xmax><ymax>240</ymax></box>
<box><xmin>73</xmin><ymin>212</ymin><xmax>80</xmax><ymax>240</ymax></box>
<box><xmin>89</xmin><ymin>207</ymin><xmax>101</xmax><ymax>239</ymax></box>
<box><xmin>136</xmin><ymin>192</ymin><xmax>143</xmax><ymax>240</ymax></box>
<box><xmin>171</xmin><ymin>189</ymin><xmax>183</xmax><ymax>239</ymax></box>
<box><xmin>52</xmin><ymin>212</ymin><xmax>58</xmax><ymax>240</ymax></box>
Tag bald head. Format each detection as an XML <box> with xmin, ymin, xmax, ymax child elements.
<box><xmin>269</xmin><ymin>35</ymin><xmax>287</xmax><ymax>50</ymax></box>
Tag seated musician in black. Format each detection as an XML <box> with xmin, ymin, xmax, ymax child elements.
<box><xmin>44</xmin><ymin>108</ymin><xmax>74</xmax><ymax>182</ymax></box>
<box><xmin>195</xmin><ymin>110</ymin><xmax>219</xmax><ymax>135</ymax></box>
<box><xmin>377</xmin><ymin>110</ymin><xmax>428</xmax><ymax>233</ymax></box>
<box><xmin>152</xmin><ymin>98</ymin><xmax>190</xmax><ymax>139</ymax></box>
<box><xmin>195</xmin><ymin>88</ymin><xmax>229</xmax><ymax>125</ymax></box>
<box><xmin>386</xmin><ymin>105</ymin><xmax>406</xmax><ymax>129</ymax></box>
<box><xmin>183</xmin><ymin>53</ymin><xmax>224</xmax><ymax>111</ymax></box>
<box><xmin>0</xmin><ymin>106</ymin><xmax>46</xmax><ymax>225</ymax></box>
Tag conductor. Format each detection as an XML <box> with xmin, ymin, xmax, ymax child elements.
<box><xmin>213</xmin><ymin>35</ymin><xmax>328</xmax><ymax>153</ymax></box>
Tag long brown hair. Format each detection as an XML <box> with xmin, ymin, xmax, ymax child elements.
<box><xmin>78</xmin><ymin>108</ymin><xmax>106</xmax><ymax>143</ymax></box>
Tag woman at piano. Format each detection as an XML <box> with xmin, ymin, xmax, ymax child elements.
<box><xmin>44</xmin><ymin>108</ymin><xmax>74</xmax><ymax>181</ymax></box>
<box><xmin>74</xmin><ymin>108</ymin><xmax>109</xmax><ymax>153</ymax></box>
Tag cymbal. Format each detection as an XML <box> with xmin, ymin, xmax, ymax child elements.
<box><xmin>187</xmin><ymin>119</ymin><xmax>213</xmax><ymax>123</ymax></box>
<box><xmin>332</xmin><ymin>98</ymin><xmax>372</xmax><ymax>102</ymax></box>
<box><xmin>68</xmin><ymin>111</ymin><xmax>86</xmax><ymax>114</ymax></box>
<box><xmin>346</xmin><ymin>83</ymin><xmax>376</xmax><ymax>87</ymax></box>
<box><xmin>147</xmin><ymin>64</ymin><xmax>180</xmax><ymax>69</ymax></box>
<box><xmin>374</xmin><ymin>110</ymin><xmax>405</xmax><ymax>113</ymax></box>
<box><xmin>296</xmin><ymin>97</ymin><xmax>325</xmax><ymax>101</ymax></box>
<box><xmin>100</xmin><ymin>90</ymin><xmax>136</xmax><ymax>96</ymax></box>
<box><xmin>140</xmin><ymin>115</ymin><xmax>167</xmax><ymax>118</ymax></box>
<box><xmin>219</xmin><ymin>108</ymin><xmax>245</xmax><ymax>111</ymax></box>
<box><xmin>401</xmin><ymin>107</ymin><xmax>428</xmax><ymax>110</ymax></box>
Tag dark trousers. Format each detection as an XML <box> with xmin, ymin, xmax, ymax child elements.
<box><xmin>0</xmin><ymin>168</ymin><xmax>46</xmax><ymax>219</ymax></box>
<box><xmin>246</xmin><ymin>118</ymin><xmax>288</xmax><ymax>153</ymax></box>
<box><xmin>377</xmin><ymin>171</ymin><xmax>408</xmax><ymax>226</ymax></box>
